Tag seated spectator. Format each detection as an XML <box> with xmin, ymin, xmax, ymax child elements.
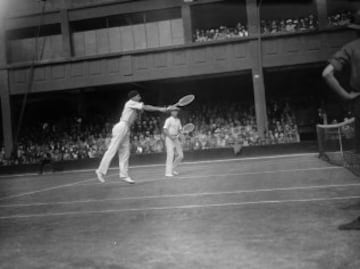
<box><xmin>328</xmin><ymin>11</ymin><xmax>353</xmax><ymax>27</ymax></box>
<box><xmin>262</xmin><ymin>14</ymin><xmax>318</xmax><ymax>35</ymax></box>
<box><xmin>194</xmin><ymin>23</ymin><xmax>249</xmax><ymax>42</ymax></box>
<box><xmin>195</xmin><ymin>13</ymin><xmax>322</xmax><ymax>41</ymax></box>
<box><xmin>0</xmin><ymin>101</ymin><xmax>302</xmax><ymax>166</ymax></box>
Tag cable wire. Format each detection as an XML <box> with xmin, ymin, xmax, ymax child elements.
<box><xmin>13</xmin><ymin>0</ymin><xmax>47</xmax><ymax>155</ymax></box>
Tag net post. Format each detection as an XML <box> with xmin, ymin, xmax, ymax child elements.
<box><xmin>317</xmin><ymin>118</ymin><xmax>359</xmax><ymax>176</ymax></box>
<box><xmin>316</xmin><ymin>124</ymin><xmax>324</xmax><ymax>158</ymax></box>
<box><xmin>337</xmin><ymin>127</ymin><xmax>345</xmax><ymax>166</ymax></box>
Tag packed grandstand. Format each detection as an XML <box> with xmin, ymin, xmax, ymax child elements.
<box><xmin>0</xmin><ymin>9</ymin><xmax>356</xmax><ymax>167</ymax></box>
<box><xmin>0</xmin><ymin>101</ymin><xmax>301</xmax><ymax>166</ymax></box>
<box><xmin>193</xmin><ymin>10</ymin><xmax>352</xmax><ymax>42</ymax></box>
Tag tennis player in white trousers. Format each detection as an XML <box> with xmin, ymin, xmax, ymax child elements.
<box><xmin>96</xmin><ymin>90</ymin><xmax>173</xmax><ymax>184</ymax></box>
<box><xmin>163</xmin><ymin>107</ymin><xmax>184</xmax><ymax>177</ymax></box>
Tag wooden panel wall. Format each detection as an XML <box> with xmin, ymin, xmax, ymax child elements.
<box><xmin>146</xmin><ymin>22</ymin><xmax>160</xmax><ymax>48</ymax></box>
<box><xmin>171</xmin><ymin>19</ymin><xmax>185</xmax><ymax>45</ymax></box>
<box><xmin>133</xmin><ymin>24</ymin><xmax>147</xmax><ymax>50</ymax></box>
<box><xmin>8</xmin><ymin>30</ymin><xmax>356</xmax><ymax>95</ymax></box>
<box><xmin>262</xmin><ymin>30</ymin><xmax>356</xmax><ymax>68</ymax></box>
<box><xmin>8</xmin><ymin>35</ymin><xmax>63</xmax><ymax>63</ymax></box>
<box><xmin>7</xmin><ymin>19</ymin><xmax>184</xmax><ymax>62</ymax></box>
<box><xmin>108</xmin><ymin>27</ymin><xmax>122</xmax><ymax>53</ymax></box>
<box><xmin>71</xmin><ymin>19</ymin><xmax>185</xmax><ymax>57</ymax></box>
<box><xmin>9</xmin><ymin>40</ymin><xmax>252</xmax><ymax>94</ymax></box>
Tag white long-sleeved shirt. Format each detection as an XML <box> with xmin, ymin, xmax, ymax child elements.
<box><xmin>120</xmin><ymin>100</ymin><xmax>144</xmax><ymax>126</ymax></box>
<box><xmin>163</xmin><ymin>116</ymin><xmax>182</xmax><ymax>136</ymax></box>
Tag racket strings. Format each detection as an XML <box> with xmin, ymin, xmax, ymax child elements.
<box><xmin>177</xmin><ymin>95</ymin><xmax>195</xmax><ymax>107</ymax></box>
<box><xmin>182</xmin><ymin>123</ymin><xmax>195</xmax><ymax>133</ymax></box>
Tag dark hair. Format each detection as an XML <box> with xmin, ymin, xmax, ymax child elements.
<box><xmin>128</xmin><ymin>90</ymin><xmax>140</xmax><ymax>99</ymax></box>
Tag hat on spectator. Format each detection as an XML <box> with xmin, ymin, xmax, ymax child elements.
<box><xmin>128</xmin><ymin>90</ymin><xmax>140</xmax><ymax>99</ymax></box>
<box><xmin>349</xmin><ymin>10</ymin><xmax>360</xmax><ymax>30</ymax></box>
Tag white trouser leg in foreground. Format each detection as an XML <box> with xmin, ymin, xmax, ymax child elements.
<box><xmin>165</xmin><ymin>137</ymin><xmax>184</xmax><ymax>176</ymax></box>
<box><xmin>97</xmin><ymin>122</ymin><xmax>131</xmax><ymax>182</ymax></box>
<box><xmin>118</xmin><ymin>134</ymin><xmax>130</xmax><ymax>178</ymax></box>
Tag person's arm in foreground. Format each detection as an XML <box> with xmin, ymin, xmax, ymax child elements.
<box><xmin>322</xmin><ymin>64</ymin><xmax>360</xmax><ymax>100</ymax></box>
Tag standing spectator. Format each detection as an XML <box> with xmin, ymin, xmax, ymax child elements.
<box><xmin>39</xmin><ymin>151</ymin><xmax>55</xmax><ymax>175</ymax></box>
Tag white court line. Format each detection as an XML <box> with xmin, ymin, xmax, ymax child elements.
<box><xmin>1</xmin><ymin>195</ymin><xmax>360</xmax><ymax>220</ymax></box>
<box><xmin>80</xmin><ymin>166</ymin><xmax>343</xmax><ymax>186</ymax></box>
<box><xmin>2</xmin><ymin>182</ymin><xmax>360</xmax><ymax>208</ymax></box>
<box><xmin>0</xmin><ymin>177</ymin><xmax>97</xmax><ymax>202</ymax></box>
<box><xmin>0</xmin><ymin>153</ymin><xmax>317</xmax><ymax>179</ymax></box>
<box><xmin>0</xmin><ymin>166</ymin><xmax>342</xmax><ymax>202</ymax></box>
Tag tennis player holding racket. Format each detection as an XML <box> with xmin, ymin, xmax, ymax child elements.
<box><xmin>163</xmin><ymin>106</ymin><xmax>184</xmax><ymax>177</ymax></box>
<box><xmin>96</xmin><ymin>90</ymin><xmax>175</xmax><ymax>184</ymax></box>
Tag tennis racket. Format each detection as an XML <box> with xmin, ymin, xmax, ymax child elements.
<box><xmin>174</xmin><ymin>95</ymin><xmax>195</xmax><ymax>107</ymax></box>
<box><xmin>176</xmin><ymin>123</ymin><xmax>195</xmax><ymax>141</ymax></box>
<box><xmin>182</xmin><ymin>123</ymin><xmax>195</xmax><ymax>134</ymax></box>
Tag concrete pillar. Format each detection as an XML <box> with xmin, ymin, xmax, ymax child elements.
<box><xmin>250</xmin><ymin>54</ymin><xmax>268</xmax><ymax>138</ymax></box>
<box><xmin>0</xmin><ymin>71</ymin><xmax>13</xmax><ymax>158</ymax></box>
<box><xmin>0</xmin><ymin>17</ymin><xmax>13</xmax><ymax>158</ymax></box>
<box><xmin>247</xmin><ymin>0</ymin><xmax>268</xmax><ymax>137</ymax></box>
<box><xmin>181</xmin><ymin>4</ymin><xmax>193</xmax><ymax>44</ymax></box>
<box><xmin>315</xmin><ymin>0</ymin><xmax>328</xmax><ymax>30</ymax></box>
<box><xmin>60</xmin><ymin>3</ymin><xmax>72</xmax><ymax>58</ymax></box>
<box><xmin>246</xmin><ymin>0</ymin><xmax>259</xmax><ymax>35</ymax></box>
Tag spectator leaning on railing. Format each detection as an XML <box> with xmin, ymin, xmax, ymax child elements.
<box><xmin>193</xmin><ymin>11</ymin><xmax>354</xmax><ymax>43</ymax></box>
<box><xmin>261</xmin><ymin>14</ymin><xmax>318</xmax><ymax>34</ymax></box>
<box><xmin>194</xmin><ymin>23</ymin><xmax>249</xmax><ymax>42</ymax></box>
<box><xmin>328</xmin><ymin>10</ymin><xmax>353</xmax><ymax>27</ymax></box>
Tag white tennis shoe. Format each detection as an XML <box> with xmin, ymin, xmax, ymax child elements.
<box><xmin>95</xmin><ymin>170</ymin><xmax>105</xmax><ymax>183</ymax></box>
<box><xmin>122</xmin><ymin>177</ymin><xmax>135</xmax><ymax>184</ymax></box>
<box><xmin>172</xmin><ymin>171</ymin><xmax>179</xmax><ymax>176</ymax></box>
<box><xmin>165</xmin><ymin>174</ymin><xmax>174</xmax><ymax>178</ymax></box>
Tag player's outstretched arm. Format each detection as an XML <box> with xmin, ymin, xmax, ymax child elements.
<box><xmin>322</xmin><ymin>64</ymin><xmax>360</xmax><ymax>100</ymax></box>
<box><xmin>143</xmin><ymin>105</ymin><xmax>166</xmax><ymax>112</ymax></box>
<box><xmin>143</xmin><ymin>105</ymin><xmax>178</xmax><ymax>113</ymax></box>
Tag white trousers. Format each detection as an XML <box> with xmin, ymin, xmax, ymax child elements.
<box><xmin>165</xmin><ymin>137</ymin><xmax>184</xmax><ymax>175</ymax></box>
<box><xmin>97</xmin><ymin>122</ymin><xmax>130</xmax><ymax>178</ymax></box>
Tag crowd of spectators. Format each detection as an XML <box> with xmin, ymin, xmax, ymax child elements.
<box><xmin>193</xmin><ymin>23</ymin><xmax>249</xmax><ymax>42</ymax></box>
<box><xmin>0</xmin><ymin>101</ymin><xmax>300</xmax><ymax>166</ymax></box>
<box><xmin>193</xmin><ymin>14</ymin><xmax>319</xmax><ymax>42</ymax></box>
<box><xmin>261</xmin><ymin>14</ymin><xmax>318</xmax><ymax>34</ymax></box>
<box><xmin>328</xmin><ymin>10</ymin><xmax>353</xmax><ymax>27</ymax></box>
<box><xmin>0</xmin><ymin>116</ymin><xmax>112</xmax><ymax>166</ymax></box>
<box><xmin>193</xmin><ymin>10</ymin><xmax>354</xmax><ymax>42</ymax></box>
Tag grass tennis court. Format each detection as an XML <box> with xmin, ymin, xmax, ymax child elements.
<box><xmin>1</xmin><ymin>154</ymin><xmax>360</xmax><ymax>269</ymax></box>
